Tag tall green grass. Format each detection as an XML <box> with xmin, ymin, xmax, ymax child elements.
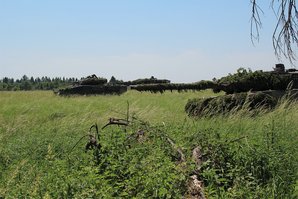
<box><xmin>0</xmin><ymin>91</ymin><xmax>297</xmax><ymax>198</ymax></box>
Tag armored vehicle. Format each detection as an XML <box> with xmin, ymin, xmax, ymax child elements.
<box><xmin>58</xmin><ymin>74</ymin><xmax>127</xmax><ymax>96</ymax></box>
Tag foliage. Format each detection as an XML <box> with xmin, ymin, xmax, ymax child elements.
<box><xmin>92</xmin><ymin>123</ymin><xmax>186</xmax><ymax>198</ymax></box>
<box><xmin>250</xmin><ymin>0</ymin><xmax>298</xmax><ymax>62</ymax></box>
<box><xmin>0</xmin><ymin>75</ymin><xmax>77</xmax><ymax>91</ymax></box>
<box><xmin>184</xmin><ymin>123</ymin><xmax>298</xmax><ymax>198</ymax></box>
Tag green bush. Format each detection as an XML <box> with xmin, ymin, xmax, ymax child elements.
<box><xmin>183</xmin><ymin>125</ymin><xmax>297</xmax><ymax>198</ymax></box>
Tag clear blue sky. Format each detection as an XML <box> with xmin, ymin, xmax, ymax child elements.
<box><xmin>0</xmin><ymin>0</ymin><xmax>295</xmax><ymax>82</ymax></box>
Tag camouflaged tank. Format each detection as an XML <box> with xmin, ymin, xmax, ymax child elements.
<box><xmin>58</xmin><ymin>74</ymin><xmax>127</xmax><ymax>95</ymax></box>
<box><xmin>79</xmin><ymin>74</ymin><xmax>107</xmax><ymax>86</ymax></box>
<box><xmin>186</xmin><ymin>64</ymin><xmax>298</xmax><ymax>117</ymax></box>
<box><xmin>213</xmin><ymin>64</ymin><xmax>298</xmax><ymax>94</ymax></box>
<box><xmin>271</xmin><ymin>64</ymin><xmax>298</xmax><ymax>88</ymax></box>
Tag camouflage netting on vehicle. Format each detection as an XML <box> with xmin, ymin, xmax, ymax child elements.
<box><xmin>130</xmin><ymin>81</ymin><xmax>216</xmax><ymax>93</ymax></box>
<box><xmin>185</xmin><ymin>91</ymin><xmax>279</xmax><ymax>117</ymax></box>
<box><xmin>79</xmin><ymin>75</ymin><xmax>107</xmax><ymax>86</ymax></box>
<box><xmin>213</xmin><ymin>68</ymin><xmax>292</xmax><ymax>94</ymax></box>
<box><xmin>122</xmin><ymin>76</ymin><xmax>171</xmax><ymax>85</ymax></box>
<box><xmin>58</xmin><ymin>85</ymin><xmax>127</xmax><ymax>96</ymax></box>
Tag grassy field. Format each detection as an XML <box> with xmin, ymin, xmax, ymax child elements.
<box><xmin>0</xmin><ymin>90</ymin><xmax>297</xmax><ymax>198</ymax></box>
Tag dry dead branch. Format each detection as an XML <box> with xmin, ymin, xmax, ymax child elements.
<box><xmin>102</xmin><ymin>118</ymin><xmax>129</xmax><ymax>129</ymax></box>
<box><xmin>165</xmin><ymin>137</ymin><xmax>186</xmax><ymax>163</ymax></box>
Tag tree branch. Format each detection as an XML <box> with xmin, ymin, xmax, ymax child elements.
<box><xmin>251</xmin><ymin>0</ymin><xmax>298</xmax><ymax>64</ymax></box>
<box><xmin>250</xmin><ymin>0</ymin><xmax>263</xmax><ymax>44</ymax></box>
<box><xmin>272</xmin><ymin>0</ymin><xmax>298</xmax><ymax>63</ymax></box>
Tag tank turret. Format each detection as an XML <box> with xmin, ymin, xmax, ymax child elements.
<box><xmin>273</xmin><ymin>64</ymin><xmax>285</xmax><ymax>73</ymax></box>
<box><xmin>80</xmin><ymin>74</ymin><xmax>107</xmax><ymax>85</ymax></box>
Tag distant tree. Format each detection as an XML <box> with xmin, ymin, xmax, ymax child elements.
<box><xmin>20</xmin><ymin>81</ymin><xmax>32</xmax><ymax>90</ymax></box>
<box><xmin>30</xmin><ymin>76</ymin><xmax>35</xmax><ymax>83</ymax></box>
<box><xmin>251</xmin><ymin>0</ymin><xmax>298</xmax><ymax>62</ymax></box>
<box><xmin>0</xmin><ymin>75</ymin><xmax>83</xmax><ymax>91</ymax></box>
<box><xmin>21</xmin><ymin>75</ymin><xmax>29</xmax><ymax>82</ymax></box>
<box><xmin>3</xmin><ymin>77</ymin><xmax>9</xmax><ymax>84</ymax></box>
<box><xmin>9</xmin><ymin>78</ymin><xmax>14</xmax><ymax>84</ymax></box>
<box><xmin>13</xmin><ymin>85</ymin><xmax>20</xmax><ymax>91</ymax></box>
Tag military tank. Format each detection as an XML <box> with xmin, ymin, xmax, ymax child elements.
<box><xmin>271</xmin><ymin>64</ymin><xmax>298</xmax><ymax>88</ymax></box>
<box><xmin>212</xmin><ymin>64</ymin><xmax>298</xmax><ymax>94</ymax></box>
<box><xmin>78</xmin><ymin>74</ymin><xmax>107</xmax><ymax>86</ymax></box>
<box><xmin>58</xmin><ymin>74</ymin><xmax>127</xmax><ymax>96</ymax></box>
<box><xmin>186</xmin><ymin>64</ymin><xmax>298</xmax><ymax>117</ymax></box>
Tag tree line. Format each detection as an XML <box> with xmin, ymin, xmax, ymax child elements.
<box><xmin>0</xmin><ymin>75</ymin><xmax>171</xmax><ymax>92</ymax></box>
<box><xmin>0</xmin><ymin>75</ymin><xmax>78</xmax><ymax>91</ymax></box>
